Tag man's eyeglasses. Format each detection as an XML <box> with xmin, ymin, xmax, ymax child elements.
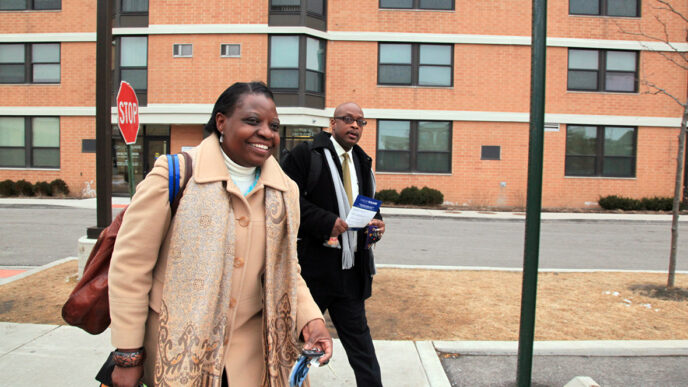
<box><xmin>334</xmin><ymin>116</ymin><xmax>367</xmax><ymax>127</ymax></box>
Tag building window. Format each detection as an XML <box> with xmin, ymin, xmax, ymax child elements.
<box><xmin>269</xmin><ymin>0</ymin><xmax>326</xmax><ymax>31</ymax></box>
<box><xmin>380</xmin><ymin>0</ymin><xmax>453</xmax><ymax>10</ymax></box>
<box><xmin>121</xmin><ymin>0</ymin><xmax>148</xmax><ymax>13</ymax></box>
<box><xmin>0</xmin><ymin>43</ymin><xmax>60</xmax><ymax>84</ymax></box>
<box><xmin>269</xmin><ymin>35</ymin><xmax>325</xmax><ymax>93</ymax></box>
<box><xmin>481</xmin><ymin>146</ymin><xmax>501</xmax><ymax>160</ymax></box>
<box><xmin>0</xmin><ymin>0</ymin><xmax>61</xmax><ymax>10</ymax></box>
<box><xmin>378</xmin><ymin>43</ymin><xmax>453</xmax><ymax>87</ymax></box>
<box><xmin>173</xmin><ymin>44</ymin><xmax>193</xmax><ymax>57</ymax></box>
<box><xmin>118</xmin><ymin>36</ymin><xmax>147</xmax><ymax>105</ymax></box>
<box><xmin>221</xmin><ymin>44</ymin><xmax>241</xmax><ymax>58</ymax></box>
<box><xmin>377</xmin><ymin>120</ymin><xmax>451</xmax><ymax>173</ymax></box>
<box><xmin>565</xmin><ymin>125</ymin><xmax>636</xmax><ymax>177</ymax></box>
<box><xmin>570</xmin><ymin>0</ymin><xmax>640</xmax><ymax>17</ymax></box>
<box><xmin>0</xmin><ymin>116</ymin><xmax>60</xmax><ymax>168</ymax></box>
<box><xmin>568</xmin><ymin>49</ymin><xmax>637</xmax><ymax>92</ymax></box>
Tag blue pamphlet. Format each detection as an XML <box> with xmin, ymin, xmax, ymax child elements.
<box><xmin>345</xmin><ymin>195</ymin><xmax>382</xmax><ymax>230</ymax></box>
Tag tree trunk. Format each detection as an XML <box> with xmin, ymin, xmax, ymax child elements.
<box><xmin>668</xmin><ymin>102</ymin><xmax>688</xmax><ymax>288</ymax></box>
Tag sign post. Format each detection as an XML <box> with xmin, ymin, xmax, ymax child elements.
<box><xmin>116</xmin><ymin>81</ymin><xmax>140</xmax><ymax>197</ymax></box>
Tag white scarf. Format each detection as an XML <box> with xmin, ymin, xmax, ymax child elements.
<box><xmin>323</xmin><ymin>148</ymin><xmax>356</xmax><ymax>269</ymax></box>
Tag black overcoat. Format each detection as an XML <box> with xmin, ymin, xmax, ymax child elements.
<box><xmin>281</xmin><ymin>131</ymin><xmax>381</xmax><ymax>300</ymax></box>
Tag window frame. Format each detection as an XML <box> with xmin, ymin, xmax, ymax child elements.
<box><xmin>0</xmin><ymin>42</ymin><xmax>60</xmax><ymax>84</ymax></box>
<box><xmin>220</xmin><ymin>43</ymin><xmax>241</xmax><ymax>58</ymax></box>
<box><xmin>565</xmin><ymin>125</ymin><xmax>637</xmax><ymax>178</ymax></box>
<box><xmin>0</xmin><ymin>116</ymin><xmax>60</xmax><ymax>169</ymax></box>
<box><xmin>0</xmin><ymin>0</ymin><xmax>61</xmax><ymax>11</ymax></box>
<box><xmin>379</xmin><ymin>0</ymin><xmax>454</xmax><ymax>10</ymax></box>
<box><xmin>268</xmin><ymin>34</ymin><xmax>326</xmax><ymax>95</ymax></box>
<box><xmin>172</xmin><ymin>43</ymin><xmax>193</xmax><ymax>58</ymax></box>
<box><xmin>378</xmin><ymin>43</ymin><xmax>453</xmax><ymax>87</ymax></box>
<box><xmin>567</xmin><ymin>48</ymin><xmax>638</xmax><ymax>93</ymax></box>
<box><xmin>376</xmin><ymin>119</ymin><xmax>453</xmax><ymax>174</ymax></box>
<box><xmin>569</xmin><ymin>0</ymin><xmax>641</xmax><ymax>17</ymax></box>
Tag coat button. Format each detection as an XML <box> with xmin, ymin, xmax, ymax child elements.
<box><xmin>234</xmin><ymin>257</ymin><xmax>245</xmax><ymax>268</ymax></box>
<box><xmin>229</xmin><ymin>298</ymin><xmax>237</xmax><ymax>308</ymax></box>
<box><xmin>237</xmin><ymin>216</ymin><xmax>249</xmax><ymax>227</ymax></box>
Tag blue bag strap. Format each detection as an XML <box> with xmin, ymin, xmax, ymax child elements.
<box><xmin>166</xmin><ymin>154</ymin><xmax>181</xmax><ymax>204</ymax></box>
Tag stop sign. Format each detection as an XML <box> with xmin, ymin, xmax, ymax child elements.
<box><xmin>116</xmin><ymin>81</ymin><xmax>140</xmax><ymax>145</ymax></box>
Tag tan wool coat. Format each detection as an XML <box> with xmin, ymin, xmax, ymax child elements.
<box><xmin>109</xmin><ymin>134</ymin><xmax>323</xmax><ymax>386</ymax></box>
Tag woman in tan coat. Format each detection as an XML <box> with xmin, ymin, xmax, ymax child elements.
<box><xmin>108</xmin><ymin>82</ymin><xmax>332</xmax><ymax>387</ymax></box>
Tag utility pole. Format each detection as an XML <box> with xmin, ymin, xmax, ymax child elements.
<box><xmin>87</xmin><ymin>0</ymin><xmax>113</xmax><ymax>239</ymax></box>
<box><xmin>516</xmin><ymin>0</ymin><xmax>547</xmax><ymax>385</ymax></box>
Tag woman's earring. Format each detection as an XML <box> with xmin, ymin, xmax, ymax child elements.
<box><xmin>219</xmin><ymin>132</ymin><xmax>224</xmax><ymax>143</ymax></box>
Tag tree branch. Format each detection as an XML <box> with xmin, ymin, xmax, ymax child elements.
<box><xmin>642</xmin><ymin>79</ymin><xmax>688</xmax><ymax>108</ymax></box>
<box><xmin>655</xmin><ymin>0</ymin><xmax>688</xmax><ymax>24</ymax></box>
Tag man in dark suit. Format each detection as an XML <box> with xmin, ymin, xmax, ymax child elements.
<box><xmin>281</xmin><ymin>102</ymin><xmax>385</xmax><ymax>386</ymax></box>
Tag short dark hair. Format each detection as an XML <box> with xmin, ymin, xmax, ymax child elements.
<box><xmin>204</xmin><ymin>81</ymin><xmax>275</xmax><ymax>137</ymax></box>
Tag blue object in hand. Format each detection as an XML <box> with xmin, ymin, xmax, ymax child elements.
<box><xmin>289</xmin><ymin>349</ymin><xmax>324</xmax><ymax>387</ymax></box>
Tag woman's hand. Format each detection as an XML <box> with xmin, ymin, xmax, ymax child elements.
<box><xmin>301</xmin><ymin>318</ymin><xmax>333</xmax><ymax>365</ymax></box>
<box><xmin>112</xmin><ymin>365</ymin><xmax>143</xmax><ymax>387</ymax></box>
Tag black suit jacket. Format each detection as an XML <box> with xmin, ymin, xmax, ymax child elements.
<box><xmin>281</xmin><ymin>131</ymin><xmax>380</xmax><ymax>300</ymax></box>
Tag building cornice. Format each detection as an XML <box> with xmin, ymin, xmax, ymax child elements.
<box><xmin>0</xmin><ymin>105</ymin><xmax>681</xmax><ymax>128</ymax></box>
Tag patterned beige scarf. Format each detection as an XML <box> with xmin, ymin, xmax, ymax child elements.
<box><xmin>154</xmin><ymin>179</ymin><xmax>301</xmax><ymax>387</ymax></box>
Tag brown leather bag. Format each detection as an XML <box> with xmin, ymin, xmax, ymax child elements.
<box><xmin>62</xmin><ymin>153</ymin><xmax>192</xmax><ymax>334</ymax></box>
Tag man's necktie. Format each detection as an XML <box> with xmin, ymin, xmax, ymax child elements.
<box><xmin>342</xmin><ymin>153</ymin><xmax>353</xmax><ymax>206</ymax></box>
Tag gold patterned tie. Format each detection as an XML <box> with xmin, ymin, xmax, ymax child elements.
<box><xmin>342</xmin><ymin>153</ymin><xmax>354</xmax><ymax>206</ymax></box>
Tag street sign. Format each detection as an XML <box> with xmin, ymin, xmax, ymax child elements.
<box><xmin>116</xmin><ymin>81</ymin><xmax>140</xmax><ymax>145</ymax></box>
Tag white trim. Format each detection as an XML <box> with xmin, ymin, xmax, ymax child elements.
<box><xmin>0</xmin><ymin>33</ymin><xmax>95</xmax><ymax>42</ymax></box>
<box><xmin>0</xmin><ymin>106</ymin><xmax>681</xmax><ymax>127</ymax></box>
<box><xmin>0</xmin><ymin>107</ymin><xmax>94</xmax><ymax>116</ymax></box>
<box><xmin>1</xmin><ymin>28</ymin><xmax>685</xmax><ymax>52</ymax></box>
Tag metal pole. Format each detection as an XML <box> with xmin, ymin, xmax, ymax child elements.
<box><xmin>516</xmin><ymin>0</ymin><xmax>547</xmax><ymax>385</ymax></box>
<box><xmin>126</xmin><ymin>144</ymin><xmax>136</xmax><ymax>197</ymax></box>
<box><xmin>87</xmin><ymin>0</ymin><xmax>114</xmax><ymax>239</ymax></box>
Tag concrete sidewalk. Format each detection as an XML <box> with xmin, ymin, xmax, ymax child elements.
<box><xmin>1</xmin><ymin>196</ymin><xmax>686</xmax><ymax>222</ymax></box>
<box><xmin>2</xmin><ymin>321</ymin><xmax>687</xmax><ymax>386</ymax></box>
<box><xmin>0</xmin><ymin>322</ymin><xmax>451</xmax><ymax>387</ymax></box>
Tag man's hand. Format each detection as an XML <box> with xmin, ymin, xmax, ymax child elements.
<box><xmin>112</xmin><ymin>365</ymin><xmax>143</xmax><ymax>387</ymax></box>
<box><xmin>330</xmin><ymin>218</ymin><xmax>348</xmax><ymax>237</ymax></box>
<box><xmin>301</xmin><ymin>319</ymin><xmax>333</xmax><ymax>365</ymax></box>
<box><xmin>369</xmin><ymin>219</ymin><xmax>385</xmax><ymax>237</ymax></box>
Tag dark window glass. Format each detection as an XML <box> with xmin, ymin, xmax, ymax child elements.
<box><xmin>380</xmin><ymin>0</ymin><xmax>413</xmax><ymax>8</ymax></box>
<box><xmin>32</xmin><ymin>43</ymin><xmax>60</xmax><ymax>83</ymax></box>
<box><xmin>119</xmin><ymin>36</ymin><xmax>147</xmax><ymax>93</ymax></box>
<box><xmin>569</xmin><ymin>0</ymin><xmax>639</xmax><ymax>17</ymax></box>
<box><xmin>0</xmin><ymin>0</ymin><xmax>26</xmax><ymax>10</ymax></box>
<box><xmin>380</xmin><ymin>0</ymin><xmax>453</xmax><ymax>9</ymax></box>
<box><xmin>377</xmin><ymin>120</ymin><xmax>451</xmax><ymax>173</ymax></box>
<box><xmin>568</xmin><ymin>49</ymin><xmax>637</xmax><ymax>92</ymax></box>
<box><xmin>34</xmin><ymin>0</ymin><xmax>60</xmax><ymax>10</ymax></box>
<box><xmin>0</xmin><ymin>116</ymin><xmax>59</xmax><ymax>168</ymax></box>
<box><xmin>121</xmin><ymin>0</ymin><xmax>148</xmax><ymax>13</ymax></box>
<box><xmin>565</xmin><ymin>125</ymin><xmax>635</xmax><ymax>177</ymax></box>
<box><xmin>379</xmin><ymin>43</ymin><xmax>452</xmax><ymax>87</ymax></box>
<box><xmin>306</xmin><ymin>0</ymin><xmax>324</xmax><ymax>15</ymax></box>
<box><xmin>481</xmin><ymin>146</ymin><xmax>501</xmax><ymax>160</ymax></box>
<box><xmin>271</xmin><ymin>0</ymin><xmax>300</xmax><ymax>12</ymax></box>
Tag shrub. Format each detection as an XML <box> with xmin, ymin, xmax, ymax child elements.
<box><xmin>598</xmin><ymin>195</ymin><xmax>686</xmax><ymax>211</ymax></box>
<box><xmin>50</xmin><ymin>179</ymin><xmax>69</xmax><ymax>196</ymax></box>
<box><xmin>34</xmin><ymin>181</ymin><xmax>52</xmax><ymax>196</ymax></box>
<box><xmin>398</xmin><ymin>186</ymin><xmax>422</xmax><ymax>205</ymax></box>
<box><xmin>15</xmin><ymin>179</ymin><xmax>34</xmax><ymax>196</ymax></box>
<box><xmin>0</xmin><ymin>179</ymin><xmax>17</xmax><ymax>197</ymax></box>
<box><xmin>419</xmin><ymin>186</ymin><xmax>444</xmax><ymax>206</ymax></box>
<box><xmin>375</xmin><ymin>189</ymin><xmax>399</xmax><ymax>203</ymax></box>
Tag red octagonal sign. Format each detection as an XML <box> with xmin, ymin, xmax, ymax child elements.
<box><xmin>116</xmin><ymin>81</ymin><xmax>140</xmax><ymax>145</ymax></box>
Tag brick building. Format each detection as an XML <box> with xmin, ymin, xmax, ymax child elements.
<box><xmin>0</xmin><ymin>0</ymin><xmax>686</xmax><ymax>207</ymax></box>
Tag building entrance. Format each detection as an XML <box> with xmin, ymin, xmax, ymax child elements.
<box><xmin>112</xmin><ymin>125</ymin><xmax>170</xmax><ymax>196</ymax></box>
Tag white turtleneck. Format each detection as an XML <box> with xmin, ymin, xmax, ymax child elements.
<box><xmin>222</xmin><ymin>150</ymin><xmax>259</xmax><ymax>196</ymax></box>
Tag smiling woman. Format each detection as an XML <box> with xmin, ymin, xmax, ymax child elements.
<box><xmin>107</xmin><ymin>82</ymin><xmax>332</xmax><ymax>387</ymax></box>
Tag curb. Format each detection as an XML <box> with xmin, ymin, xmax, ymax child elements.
<box><xmin>433</xmin><ymin>340</ymin><xmax>688</xmax><ymax>357</ymax></box>
<box><xmin>376</xmin><ymin>264</ymin><xmax>688</xmax><ymax>275</ymax></box>
<box><xmin>416</xmin><ymin>341</ymin><xmax>451</xmax><ymax>387</ymax></box>
<box><xmin>0</xmin><ymin>257</ymin><xmax>77</xmax><ymax>286</ymax></box>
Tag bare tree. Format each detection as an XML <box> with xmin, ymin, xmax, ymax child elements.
<box><xmin>617</xmin><ymin>0</ymin><xmax>687</xmax><ymax>288</ymax></box>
